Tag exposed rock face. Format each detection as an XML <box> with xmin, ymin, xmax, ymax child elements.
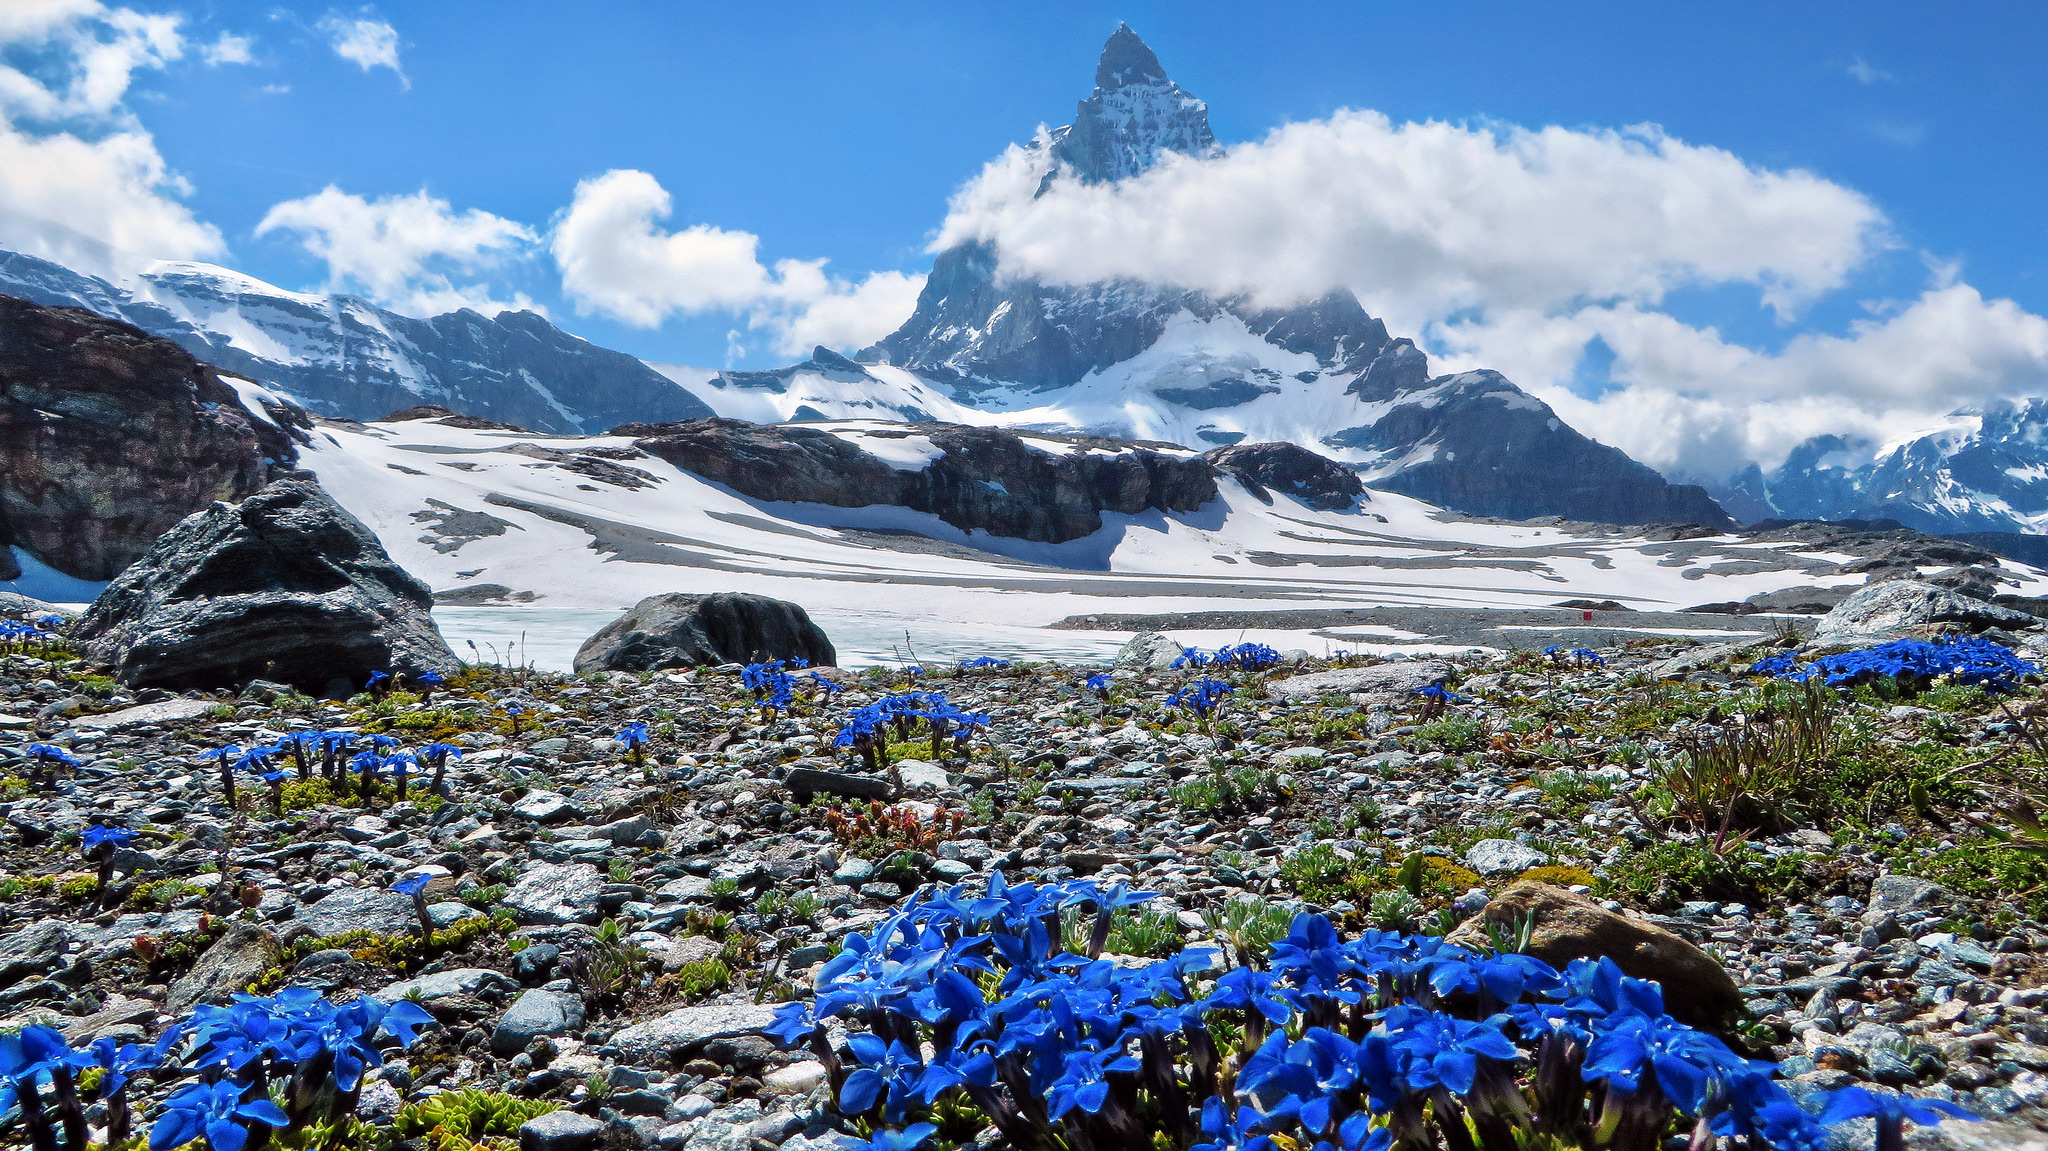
<box><xmin>0</xmin><ymin>294</ymin><xmax>299</xmax><ymax>581</ymax></box>
<box><xmin>625</xmin><ymin>419</ymin><xmax>1218</xmax><ymax>544</ymax></box>
<box><xmin>1203</xmin><ymin>442</ymin><xmax>1364</xmax><ymax>510</ymax></box>
<box><xmin>1328</xmin><ymin>363</ymin><xmax>1735</xmax><ymax>528</ymax></box>
<box><xmin>574</xmin><ymin>592</ymin><xmax>837</xmax><ymax>672</ymax></box>
<box><xmin>1814</xmin><ymin>580</ymin><xmax>2035</xmax><ymax>641</ymax></box>
<box><xmin>1046</xmin><ymin>22</ymin><xmax>1217</xmax><ymax>186</ymax></box>
<box><xmin>0</xmin><ymin>251</ymin><xmax>711</xmax><ymax>436</ymax></box>
<box><xmin>73</xmin><ymin>480</ymin><xmax>459</xmax><ymax>693</ymax></box>
<box><xmin>1447</xmin><ymin>881</ymin><xmax>1744</xmax><ymax>1035</ymax></box>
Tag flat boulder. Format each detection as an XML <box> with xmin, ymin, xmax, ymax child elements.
<box><xmin>292</xmin><ymin>886</ymin><xmax>419</xmax><ymax>939</ymax></box>
<box><xmin>503</xmin><ymin>862</ymin><xmax>603</xmax><ymax>926</ymax></box>
<box><xmin>72</xmin><ymin>480</ymin><xmax>458</xmax><ymax>695</ymax></box>
<box><xmin>1268</xmin><ymin>660</ymin><xmax>1452</xmax><ymax>704</ymax></box>
<box><xmin>166</xmin><ymin>922</ymin><xmax>277</xmax><ymax>1012</ymax></box>
<box><xmin>573</xmin><ymin>591</ymin><xmax>835</xmax><ymax>673</ymax></box>
<box><xmin>1815</xmin><ymin>580</ymin><xmax>2034</xmax><ymax>643</ymax></box>
<box><xmin>1114</xmin><ymin>631</ymin><xmax>1183</xmax><ymax>669</ymax></box>
<box><xmin>1447</xmin><ymin>881</ymin><xmax>1743</xmax><ymax>1036</ymax></box>
<box><xmin>608</xmin><ymin>1002</ymin><xmax>781</xmax><ymax>1066</ymax></box>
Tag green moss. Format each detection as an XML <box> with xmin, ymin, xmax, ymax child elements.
<box><xmin>1597</xmin><ymin>842</ymin><xmax>1812</xmax><ymax>911</ymax></box>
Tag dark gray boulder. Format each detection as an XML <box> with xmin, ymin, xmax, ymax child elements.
<box><xmin>574</xmin><ymin>591</ymin><xmax>836</xmax><ymax>673</ymax></box>
<box><xmin>72</xmin><ymin>480</ymin><xmax>459</xmax><ymax>694</ymax></box>
<box><xmin>1203</xmin><ymin>442</ymin><xmax>1365</xmax><ymax>510</ymax></box>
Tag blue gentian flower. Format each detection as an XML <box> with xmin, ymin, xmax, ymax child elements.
<box><xmin>147</xmin><ymin>1079</ymin><xmax>288</xmax><ymax>1151</ymax></box>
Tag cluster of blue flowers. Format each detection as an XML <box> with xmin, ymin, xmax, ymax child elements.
<box><xmin>0</xmin><ymin>987</ymin><xmax>434</xmax><ymax>1151</ymax></box>
<box><xmin>1084</xmin><ymin>671</ymin><xmax>1114</xmax><ymax>694</ymax></box>
<box><xmin>958</xmin><ymin>656</ymin><xmax>1010</xmax><ymax>670</ymax></box>
<box><xmin>1543</xmin><ymin>646</ymin><xmax>1607</xmax><ymax>668</ymax></box>
<box><xmin>1173</xmin><ymin>644</ymin><xmax>1284</xmax><ymax>672</ymax></box>
<box><xmin>199</xmin><ymin>730</ymin><xmax>463</xmax><ymax>810</ymax></box>
<box><xmin>834</xmin><ymin>690</ymin><xmax>991</xmax><ymax>770</ymax></box>
<box><xmin>0</xmin><ymin>616</ymin><xmax>59</xmax><ymax>650</ymax></box>
<box><xmin>1750</xmin><ymin>635</ymin><xmax>2037</xmax><ymax>692</ymax></box>
<box><xmin>768</xmin><ymin>875</ymin><xmax>1971</xmax><ymax>1151</ymax></box>
<box><xmin>1167</xmin><ymin>677</ymin><xmax>1234</xmax><ymax>720</ymax></box>
<box><xmin>742</xmin><ymin>660</ymin><xmax>801</xmax><ymax>714</ymax></box>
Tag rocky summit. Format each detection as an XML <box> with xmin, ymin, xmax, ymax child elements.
<box><xmin>2</xmin><ymin>610</ymin><xmax>2048</xmax><ymax>1147</ymax></box>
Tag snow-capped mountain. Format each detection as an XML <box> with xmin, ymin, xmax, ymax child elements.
<box><xmin>828</xmin><ymin>26</ymin><xmax>1732</xmax><ymax>528</ymax></box>
<box><xmin>1718</xmin><ymin>400</ymin><xmax>2048</xmax><ymax>534</ymax></box>
<box><xmin>0</xmin><ymin>249</ymin><xmax>709</xmax><ymax>436</ymax></box>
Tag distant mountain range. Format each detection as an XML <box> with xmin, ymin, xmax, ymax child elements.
<box><xmin>1708</xmin><ymin>401</ymin><xmax>2048</xmax><ymax>537</ymax></box>
<box><xmin>0</xmin><ymin>250</ymin><xmax>708</xmax><ymax>436</ymax></box>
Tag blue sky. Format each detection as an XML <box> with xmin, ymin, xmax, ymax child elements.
<box><xmin>3</xmin><ymin>1</ymin><xmax>2046</xmax><ymax>474</ymax></box>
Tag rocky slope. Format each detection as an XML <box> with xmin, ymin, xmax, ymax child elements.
<box><xmin>0</xmin><ymin>620</ymin><xmax>2045</xmax><ymax>1146</ymax></box>
<box><xmin>0</xmin><ymin>295</ymin><xmax>301</xmax><ymax>583</ymax></box>
<box><xmin>0</xmin><ymin>250</ymin><xmax>711</xmax><ymax>436</ymax></box>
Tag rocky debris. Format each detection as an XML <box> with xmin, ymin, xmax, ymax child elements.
<box><xmin>1449</xmin><ymin>882</ymin><xmax>1745</xmax><ymax>1035</ymax></box>
<box><xmin>624</xmin><ymin>419</ymin><xmax>1217</xmax><ymax>545</ymax></box>
<box><xmin>1201</xmin><ymin>442</ymin><xmax>1365</xmax><ymax>511</ymax></box>
<box><xmin>1267</xmin><ymin>660</ymin><xmax>1452</xmax><ymax>704</ymax></box>
<box><xmin>8</xmin><ymin>615</ymin><xmax>2048</xmax><ymax>1140</ymax></box>
<box><xmin>166</xmin><ymin>922</ymin><xmax>276</xmax><ymax>1012</ymax></box>
<box><xmin>0</xmin><ymin>294</ymin><xmax>300</xmax><ymax>582</ymax></box>
<box><xmin>71</xmin><ymin>480</ymin><xmax>459</xmax><ymax>694</ymax></box>
<box><xmin>1815</xmin><ymin>580</ymin><xmax>2036</xmax><ymax>642</ymax></box>
<box><xmin>574</xmin><ymin>592</ymin><xmax>835</xmax><ymax>673</ymax></box>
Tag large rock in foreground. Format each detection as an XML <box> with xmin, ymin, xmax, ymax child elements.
<box><xmin>1814</xmin><ymin>580</ymin><xmax>2034</xmax><ymax>642</ymax></box>
<box><xmin>1447</xmin><ymin>881</ymin><xmax>1743</xmax><ymax>1035</ymax></box>
<box><xmin>0</xmin><ymin>294</ymin><xmax>299</xmax><ymax>581</ymax></box>
<box><xmin>574</xmin><ymin>592</ymin><xmax>835</xmax><ymax>672</ymax></box>
<box><xmin>73</xmin><ymin>480</ymin><xmax>458</xmax><ymax>694</ymax></box>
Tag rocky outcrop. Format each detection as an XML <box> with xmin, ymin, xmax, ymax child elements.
<box><xmin>1203</xmin><ymin>442</ymin><xmax>1364</xmax><ymax>510</ymax></box>
<box><xmin>1813</xmin><ymin>580</ymin><xmax>2035</xmax><ymax>641</ymax></box>
<box><xmin>73</xmin><ymin>480</ymin><xmax>459</xmax><ymax>693</ymax></box>
<box><xmin>1329</xmin><ymin>365</ymin><xmax>1736</xmax><ymax>528</ymax></box>
<box><xmin>1448</xmin><ymin>881</ymin><xmax>1744</xmax><ymax>1035</ymax></box>
<box><xmin>0</xmin><ymin>294</ymin><xmax>300</xmax><ymax>581</ymax></box>
<box><xmin>624</xmin><ymin>419</ymin><xmax>1218</xmax><ymax>544</ymax></box>
<box><xmin>573</xmin><ymin>592</ymin><xmax>837</xmax><ymax>672</ymax></box>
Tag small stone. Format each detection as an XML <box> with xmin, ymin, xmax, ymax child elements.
<box><xmin>1464</xmin><ymin>839</ymin><xmax>1548</xmax><ymax>876</ymax></box>
<box><xmin>504</xmin><ymin>863</ymin><xmax>604</xmax><ymax>925</ymax></box>
<box><xmin>519</xmin><ymin>1109</ymin><xmax>606</xmax><ymax>1151</ymax></box>
<box><xmin>762</xmin><ymin>1060</ymin><xmax>828</xmax><ymax>1095</ymax></box>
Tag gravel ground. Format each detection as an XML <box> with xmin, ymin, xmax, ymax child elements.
<box><xmin>1</xmin><ymin>631</ymin><xmax>2045</xmax><ymax>1149</ymax></box>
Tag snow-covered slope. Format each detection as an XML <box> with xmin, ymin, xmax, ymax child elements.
<box><xmin>0</xmin><ymin>249</ymin><xmax>710</xmax><ymax>435</ymax></box>
<box><xmin>288</xmin><ymin>412</ymin><xmax>1966</xmax><ymax>656</ymax></box>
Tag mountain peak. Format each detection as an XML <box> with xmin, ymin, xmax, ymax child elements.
<box><xmin>1045</xmin><ymin>24</ymin><xmax>1215</xmax><ymax>186</ymax></box>
<box><xmin>1095</xmin><ymin>23</ymin><xmax>1169</xmax><ymax>91</ymax></box>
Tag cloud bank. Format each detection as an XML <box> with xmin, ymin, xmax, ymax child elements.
<box><xmin>936</xmin><ymin>110</ymin><xmax>2048</xmax><ymax>478</ymax></box>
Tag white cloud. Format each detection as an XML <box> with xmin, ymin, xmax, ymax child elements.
<box><xmin>201</xmin><ymin>31</ymin><xmax>252</xmax><ymax>66</ymax></box>
<box><xmin>1430</xmin><ymin>283</ymin><xmax>2048</xmax><ymax>478</ymax></box>
<box><xmin>937</xmin><ymin>111</ymin><xmax>1888</xmax><ymax>333</ymax></box>
<box><xmin>552</xmin><ymin>168</ymin><xmax>924</xmax><ymax>355</ymax></box>
<box><xmin>1847</xmin><ymin>55</ymin><xmax>1893</xmax><ymax>84</ymax></box>
<box><xmin>317</xmin><ymin>12</ymin><xmax>403</xmax><ymax>87</ymax></box>
<box><xmin>256</xmin><ymin>185</ymin><xmax>536</xmax><ymax>316</ymax></box>
<box><xmin>0</xmin><ymin>3</ymin><xmax>221</xmax><ymax>278</ymax></box>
